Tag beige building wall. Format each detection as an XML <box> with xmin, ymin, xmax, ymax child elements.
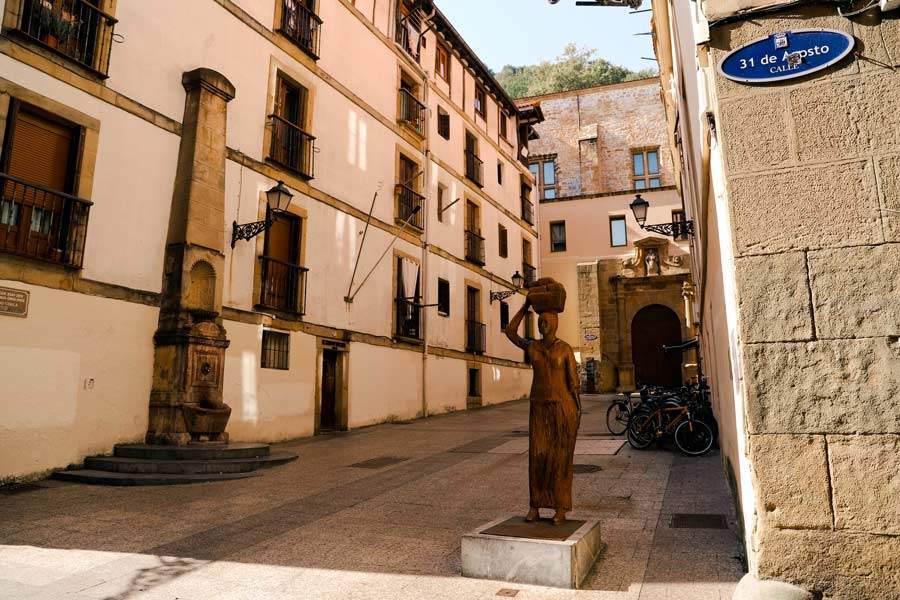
<box><xmin>520</xmin><ymin>81</ymin><xmax>692</xmax><ymax>391</ymax></box>
<box><xmin>653</xmin><ymin>0</ymin><xmax>900</xmax><ymax>596</ymax></box>
<box><xmin>0</xmin><ymin>0</ymin><xmax>537</xmax><ymax>479</ymax></box>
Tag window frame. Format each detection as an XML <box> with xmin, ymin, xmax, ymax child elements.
<box><xmin>610</xmin><ymin>215</ymin><xmax>628</xmax><ymax>248</ymax></box>
<box><xmin>474</xmin><ymin>84</ymin><xmax>487</xmax><ymax>119</ymax></box>
<box><xmin>435</xmin><ymin>41</ymin><xmax>451</xmax><ymax>85</ymax></box>
<box><xmin>529</xmin><ymin>157</ymin><xmax>558</xmax><ymax>200</ymax></box>
<box><xmin>632</xmin><ymin>148</ymin><xmax>662</xmax><ymax>190</ymax></box>
<box><xmin>437</xmin><ymin>277</ymin><xmax>450</xmax><ymax>316</ymax></box>
<box><xmin>261</xmin><ymin>330</ymin><xmax>291</xmax><ymax>370</ymax></box>
<box><xmin>498</xmin><ymin>223</ymin><xmax>508</xmax><ymax>258</ymax></box>
<box><xmin>499</xmin><ymin>301</ymin><xmax>510</xmax><ymax>330</ymax></box>
<box><xmin>549</xmin><ymin>220</ymin><xmax>567</xmax><ymax>253</ymax></box>
<box><xmin>672</xmin><ymin>209</ymin><xmax>689</xmax><ymax>240</ymax></box>
<box><xmin>499</xmin><ymin>110</ymin><xmax>508</xmax><ymax>140</ymax></box>
<box><xmin>437</xmin><ymin>105</ymin><xmax>450</xmax><ymax>140</ymax></box>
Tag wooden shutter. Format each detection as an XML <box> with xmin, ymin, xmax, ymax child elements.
<box><xmin>7</xmin><ymin>109</ymin><xmax>74</xmax><ymax>192</ymax></box>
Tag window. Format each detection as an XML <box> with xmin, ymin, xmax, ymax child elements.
<box><xmin>550</xmin><ymin>221</ymin><xmax>567</xmax><ymax>253</ymax></box>
<box><xmin>464</xmin><ymin>200</ymin><xmax>484</xmax><ymax>265</ymax></box>
<box><xmin>261</xmin><ymin>330</ymin><xmax>290</xmax><ymax>370</ymax></box>
<box><xmin>279</xmin><ymin>0</ymin><xmax>322</xmax><ymax>59</ymax></box>
<box><xmin>260</xmin><ymin>210</ymin><xmax>307</xmax><ymax>314</ymax></box>
<box><xmin>632</xmin><ymin>149</ymin><xmax>661</xmax><ymax>189</ymax></box>
<box><xmin>522</xmin><ymin>238</ymin><xmax>535</xmax><ymax>286</ymax></box>
<box><xmin>465</xmin><ymin>131</ymin><xmax>483</xmax><ymax>187</ymax></box>
<box><xmin>399</xmin><ymin>75</ymin><xmax>425</xmax><ymax>135</ymax></box>
<box><xmin>499</xmin><ymin>111</ymin><xmax>508</xmax><ymax>140</ymax></box>
<box><xmin>437</xmin><ymin>184</ymin><xmax>446</xmax><ymax>222</ymax></box>
<box><xmin>435</xmin><ymin>42</ymin><xmax>450</xmax><ymax>84</ymax></box>
<box><xmin>474</xmin><ymin>84</ymin><xmax>487</xmax><ymax>118</ymax></box>
<box><xmin>396</xmin><ymin>154</ymin><xmax>424</xmax><ymax>229</ymax></box>
<box><xmin>15</xmin><ymin>0</ymin><xmax>117</xmax><ymax>75</ymax></box>
<box><xmin>395</xmin><ymin>0</ymin><xmax>422</xmax><ymax>59</ymax></box>
<box><xmin>500</xmin><ymin>301</ymin><xmax>510</xmax><ymax>330</ymax></box>
<box><xmin>498</xmin><ymin>224</ymin><xmax>508</xmax><ymax>258</ymax></box>
<box><xmin>468</xmin><ymin>367</ymin><xmax>481</xmax><ymax>397</ymax></box>
<box><xmin>672</xmin><ymin>209</ymin><xmax>689</xmax><ymax>240</ymax></box>
<box><xmin>610</xmin><ymin>216</ymin><xmax>627</xmax><ymax>247</ymax></box>
<box><xmin>270</xmin><ymin>74</ymin><xmax>314</xmax><ymax>179</ymax></box>
<box><xmin>0</xmin><ymin>101</ymin><xmax>90</xmax><ymax>268</ymax></box>
<box><xmin>437</xmin><ymin>106</ymin><xmax>450</xmax><ymax>140</ymax></box>
<box><xmin>395</xmin><ymin>256</ymin><xmax>421</xmax><ymax>339</ymax></box>
<box><xmin>466</xmin><ymin>286</ymin><xmax>485</xmax><ymax>354</ymax></box>
<box><xmin>529</xmin><ymin>158</ymin><xmax>557</xmax><ymax>200</ymax></box>
<box><xmin>497</xmin><ymin>161</ymin><xmax>504</xmax><ymax>185</ymax></box>
<box><xmin>437</xmin><ymin>278</ymin><xmax>450</xmax><ymax>316</ymax></box>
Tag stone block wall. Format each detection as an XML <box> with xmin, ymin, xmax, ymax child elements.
<box><xmin>711</xmin><ymin>5</ymin><xmax>900</xmax><ymax>597</ymax></box>
<box><xmin>525</xmin><ymin>79</ymin><xmax>674</xmax><ymax>196</ymax></box>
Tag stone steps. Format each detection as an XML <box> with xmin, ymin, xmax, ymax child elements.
<box><xmin>53</xmin><ymin>443</ymin><xmax>298</xmax><ymax>486</ymax></box>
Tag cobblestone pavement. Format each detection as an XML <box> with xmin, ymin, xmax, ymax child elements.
<box><xmin>0</xmin><ymin>395</ymin><xmax>745</xmax><ymax>599</ymax></box>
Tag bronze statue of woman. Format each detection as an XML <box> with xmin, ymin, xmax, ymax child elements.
<box><xmin>505</xmin><ymin>283</ymin><xmax>581</xmax><ymax>525</ymax></box>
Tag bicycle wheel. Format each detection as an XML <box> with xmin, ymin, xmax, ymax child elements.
<box><xmin>627</xmin><ymin>411</ymin><xmax>654</xmax><ymax>450</ymax></box>
<box><xmin>606</xmin><ymin>401</ymin><xmax>629</xmax><ymax>435</ymax></box>
<box><xmin>674</xmin><ymin>418</ymin><xmax>714</xmax><ymax>456</ymax></box>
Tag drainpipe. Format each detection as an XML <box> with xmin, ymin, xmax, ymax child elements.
<box><xmin>420</xmin><ymin>58</ymin><xmax>432</xmax><ymax>421</ymax></box>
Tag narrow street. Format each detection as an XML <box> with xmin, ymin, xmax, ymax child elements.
<box><xmin>0</xmin><ymin>396</ymin><xmax>744</xmax><ymax>599</ymax></box>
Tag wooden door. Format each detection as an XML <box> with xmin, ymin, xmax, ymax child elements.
<box><xmin>631</xmin><ymin>304</ymin><xmax>683</xmax><ymax>387</ymax></box>
<box><xmin>320</xmin><ymin>349</ymin><xmax>338</xmax><ymax>431</ymax></box>
<box><xmin>262</xmin><ymin>211</ymin><xmax>301</xmax><ymax>310</ymax></box>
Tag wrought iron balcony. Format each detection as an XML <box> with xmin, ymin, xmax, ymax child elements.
<box><xmin>16</xmin><ymin>0</ymin><xmax>117</xmax><ymax>76</ymax></box>
<box><xmin>466</xmin><ymin>320</ymin><xmax>486</xmax><ymax>354</ymax></box>
<box><xmin>278</xmin><ymin>0</ymin><xmax>322</xmax><ymax>59</ymax></box>
<box><xmin>0</xmin><ymin>173</ymin><xmax>91</xmax><ymax>268</ymax></box>
<box><xmin>395</xmin><ymin>297</ymin><xmax>422</xmax><ymax>340</ymax></box>
<box><xmin>398</xmin><ymin>88</ymin><xmax>425</xmax><ymax>136</ymax></box>
<box><xmin>395</xmin><ymin>184</ymin><xmax>425</xmax><ymax>230</ymax></box>
<box><xmin>268</xmin><ymin>114</ymin><xmax>316</xmax><ymax>180</ymax></box>
<box><xmin>464</xmin><ymin>229</ymin><xmax>485</xmax><ymax>266</ymax></box>
<box><xmin>465</xmin><ymin>150</ymin><xmax>484</xmax><ymax>188</ymax></box>
<box><xmin>258</xmin><ymin>255</ymin><xmax>308</xmax><ymax>315</ymax></box>
<box><xmin>521</xmin><ymin>197</ymin><xmax>535</xmax><ymax>226</ymax></box>
<box><xmin>522</xmin><ymin>262</ymin><xmax>536</xmax><ymax>287</ymax></box>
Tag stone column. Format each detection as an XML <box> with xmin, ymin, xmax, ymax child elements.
<box><xmin>576</xmin><ymin>261</ymin><xmax>601</xmax><ymax>392</ymax></box>
<box><xmin>147</xmin><ymin>68</ymin><xmax>236</xmax><ymax>445</ymax></box>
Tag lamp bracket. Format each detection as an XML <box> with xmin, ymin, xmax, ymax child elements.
<box><xmin>642</xmin><ymin>220</ymin><xmax>695</xmax><ymax>238</ymax></box>
<box><xmin>231</xmin><ymin>216</ymin><xmax>273</xmax><ymax>248</ymax></box>
<box><xmin>490</xmin><ymin>289</ymin><xmax>518</xmax><ymax>304</ymax></box>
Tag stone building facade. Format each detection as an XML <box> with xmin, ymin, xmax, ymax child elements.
<box><xmin>0</xmin><ymin>0</ymin><xmax>540</xmax><ymax>479</ymax></box>
<box><xmin>653</xmin><ymin>0</ymin><xmax>900</xmax><ymax>597</ymax></box>
<box><xmin>518</xmin><ymin>80</ymin><xmax>693</xmax><ymax>392</ymax></box>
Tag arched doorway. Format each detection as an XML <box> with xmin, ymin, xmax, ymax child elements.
<box><xmin>631</xmin><ymin>304</ymin><xmax>683</xmax><ymax>387</ymax></box>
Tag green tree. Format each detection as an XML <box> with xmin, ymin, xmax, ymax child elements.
<box><xmin>495</xmin><ymin>44</ymin><xmax>657</xmax><ymax>98</ymax></box>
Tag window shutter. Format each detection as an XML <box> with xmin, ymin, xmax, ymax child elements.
<box><xmin>8</xmin><ymin>109</ymin><xmax>74</xmax><ymax>192</ymax></box>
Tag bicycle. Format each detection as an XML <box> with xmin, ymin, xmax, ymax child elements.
<box><xmin>606</xmin><ymin>392</ymin><xmax>638</xmax><ymax>435</ymax></box>
<box><xmin>626</xmin><ymin>398</ymin><xmax>714</xmax><ymax>456</ymax></box>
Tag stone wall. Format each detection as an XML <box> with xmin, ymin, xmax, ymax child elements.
<box><xmin>525</xmin><ymin>79</ymin><xmax>674</xmax><ymax>196</ymax></box>
<box><xmin>711</xmin><ymin>5</ymin><xmax>900</xmax><ymax>597</ymax></box>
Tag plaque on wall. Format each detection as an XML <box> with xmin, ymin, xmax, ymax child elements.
<box><xmin>718</xmin><ymin>29</ymin><xmax>855</xmax><ymax>84</ymax></box>
<box><xmin>0</xmin><ymin>286</ymin><xmax>29</xmax><ymax>318</ymax></box>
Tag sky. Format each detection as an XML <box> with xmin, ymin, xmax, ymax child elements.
<box><xmin>435</xmin><ymin>0</ymin><xmax>655</xmax><ymax>74</ymax></box>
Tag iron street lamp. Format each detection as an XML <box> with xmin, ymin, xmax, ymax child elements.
<box><xmin>629</xmin><ymin>194</ymin><xmax>695</xmax><ymax>238</ymax></box>
<box><xmin>490</xmin><ymin>271</ymin><xmax>525</xmax><ymax>304</ymax></box>
<box><xmin>231</xmin><ymin>181</ymin><xmax>294</xmax><ymax>247</ymax></box>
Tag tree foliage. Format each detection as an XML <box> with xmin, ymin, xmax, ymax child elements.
<box><xmin>495</xmin><ymin>44</ymin><xmax>657</xmax><ymax>99</ymax></box>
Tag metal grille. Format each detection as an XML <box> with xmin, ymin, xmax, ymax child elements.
<box><xmin>351</xmin><ymin>456</ymin><xmax>407</xmax><ymax>469</ymax></box>
<box><xmin>395</xmin><ymin>184</ymin><xmax>425</xmax><ymax>229</ymax></box>
<box><xmin>521</xmin><ymin>197</ymin><xmax>534</xmax><ymax>225</ymax></box>
<box><xmin>278</xmin><ymin>0</ymin><xmax>322</xmax><ymax>58</ymax></box>
<box><xmin>17</xmin><ymin>0</ymin><xmax>117</xmax><ymax>76</ymax></box>
<box><xmin>268</xmin><ymin>114</ymin><xmax>316</xmax><ymax>179</ymax></box>
<box><xmin>259</xmin><ymin>256</ymin><xmax>308</xmax><ymax>315</ymax></box>
<box><xmin>670</xmin><ymin>513</ymin><xmax>728</xmax><ymax>529</ymax></box>
<box><xmin>465</xmin><ymin>150</ymin><xmax>484</xmax><ymax>187</ymax></box>
<box><xmin>398</xmin><ymin>87</ymin><xmax>426</xmax><ymax>135</ymax></box>
<box><xmin>464</xmin><ymin>230</ymin><xmax>485</xmax><ymax>265</ymax></box>
<box><xmin>466</xmin><ymin>320</ymin><xmax>486</xmax><ymax>354</ymax></box>
<box><xmin>261</xmin><ymin>330</ymin><xmax>290</xmax><ymax>370</ymax></box>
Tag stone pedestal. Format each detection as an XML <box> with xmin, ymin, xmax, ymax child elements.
<box><xmin>146</xmin><ymin>68</ymin><xmax>236</xmax><ymax>445</ymax></box>
<box><xmin>461</xmin><ymin>515</ymin><xmax>602</xmax><ymax>589</ymax></box>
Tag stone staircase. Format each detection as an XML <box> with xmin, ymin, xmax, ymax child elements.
<box><xmin>54</xmin><ymin>443</ymin><xmax>298</xmax><ymax>486</ymax></box>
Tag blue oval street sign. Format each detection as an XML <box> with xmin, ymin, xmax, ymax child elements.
<box><xmin>718</xmin><ymin>29</ymin><xmax>855</xmax><ymax>84</ymax></box>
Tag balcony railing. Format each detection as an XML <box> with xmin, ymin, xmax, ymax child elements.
<box><xmin>17</xmin><ymin>0</ymin><xmax>117</xmax><ymax>76</ymax></box>
<box><xmin>258</xmin><ymin>255</ymin><xmax>308</xmax><ymax>315</ymax></box>
<box><xmin>521</xmin><ymin>197</ymin><xmax>535</xmax><ymax>226</ymax></box>
<box><xmin>465</xmin><ymin>150</ymin><xmax>484</xmax><ymax>187</ymax></box>
<box><xmin>0</xmin><ymin>173</ymin><xmax>91</xmax><ymax>268</ymax></box>
<box><xmin>464</xmin><ymin>230</ymin><xmax>485</xmax><ymax>266</ymax></box>
<box><xmin>395</xmin><ymin>297</ymin><xmax>422</xmax><ymax>340</ymax></box>
<box><xmin>522</xmin><ymin>262</ymin><xmax>536</xmax><ymax>287</ymax></box>
<box><xmin>268</xmin><ymin>114</ymin><xmax>316</xmax><ymax>179</ymax></box>
<box><xmin>395</xmin><ymin>184</ymin><xmax>425</xmax><ymax>230</ymax></box>
<box><xmin>398</xmin><ymin>88</ymin><xmax>425</xmax><ymax>136</ymax></box>
<box><xmin>278</xmin><ymin>0</ymin><xmax>322</xmax><ymax>59</ymax></box>
<box><xmin>466</xmin><ymin>320</ymin><xmax>486</xmax><ymax>354</ymax></box>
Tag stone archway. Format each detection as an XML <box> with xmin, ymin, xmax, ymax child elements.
<box><xmin>631</xmin><ymin>304</ymin><xmax>683</xmax><ymax>387</ymax></box>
